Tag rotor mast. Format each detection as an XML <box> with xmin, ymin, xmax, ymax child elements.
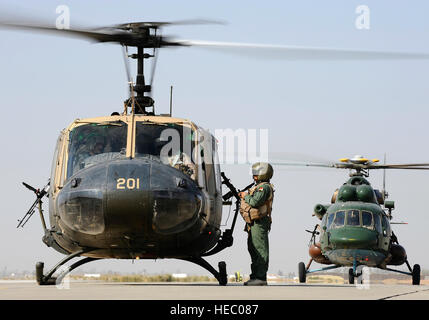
<box><xmin>122</xmin><ymin>24</ymin><xmax>158</xmax><ymax>115</ymax></box>
<box><xmin>125</xmin><ymin>45</ymin><xmax>155</xmax><ymax>115</ymax></box>
<box><xmin>114</xmin><ymin>22</ymin><xmax>183</xmax><ymax>115</ymax></box>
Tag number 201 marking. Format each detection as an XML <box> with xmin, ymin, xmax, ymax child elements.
<box><xmin>116</xmin><ymin>178</ymin><xmax>140</xmax><ymax>190</ymax></box>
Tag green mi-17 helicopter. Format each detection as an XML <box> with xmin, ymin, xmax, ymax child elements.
<box><xmin>280</xmin><ymin>155</ymin><xmax>429</xmax><ymax>285</ymax></box>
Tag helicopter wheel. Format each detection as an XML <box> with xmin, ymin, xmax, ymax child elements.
<box><xmin>218</xmin><ymin>261</ymin><xmax>228</xmax><ymax>286</ymax></box>
<box><xmin>412</xmin><ymin>264</ymin><xmax>421</xmax><ymax>285</ymax></box>
<box><xmin>298</xmin><ymin>262</ymin><xmax>306</xmax><ymax>283</ymax></box>
<box><xmin>348</xmin><ymin>268</ymin><xmax>355</xmax><ymax>285</ymax></box>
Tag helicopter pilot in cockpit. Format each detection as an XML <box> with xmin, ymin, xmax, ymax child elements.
<box><xmin>168</xmin><ymin>151</ymin><xmax>196</xmax><ymax>180</ymax></box>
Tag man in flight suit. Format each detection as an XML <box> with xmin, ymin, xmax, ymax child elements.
<box><xmin>238</xmin><ymin>162</ymin><xmax>274</xmax><ymax>286</ymax></box>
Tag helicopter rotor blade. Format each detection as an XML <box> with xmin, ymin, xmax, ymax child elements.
<box><xmin>265</xmin><ymin>158</ymin><xmax>429</xmax><ymax>171</ymax></box>
<box><xmin>0</xmin><ymin>20</ymin><xmax>128</xmax><ymax>43</ymax></box>
<box><xmin>372</xmin><ymin>166</ymin><xmax>429</xmax><ymax>170</ymax></box>
<box><xmin>270</xmin><ymin>162</ymin><xmax>336</xmax><ymax>169</ymax></box>
<box><xmin>0</xmin><ymin>20</ymin><xmax>186</xmax><ymax>48</ymax></box>
<box><xmin>111</xmin><ymin>19</ymin><xmax>226</xmax><ymax>30</ymax></box>
<box><xmin>364</xmin><ymin>163</ymin><xmax>429</xmax><ymax>170</ymax></box>
<box><xmin>3</xmin><ymin>18</ymin><xmax>429</xmax><ymax>60</ymax></box>
<box><xmin>226</xmin><ymin>151</ymin><xmax>337</xmax><ymax>168</ymax></box>
<box><xmin>175</xmin><ymin>39</ymin><xmax>429</xmax><ymax>60</ymax></box>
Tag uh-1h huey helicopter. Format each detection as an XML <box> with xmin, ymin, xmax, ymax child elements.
<box><xmin>4</xmin><ymin>16</ymin><xmax>429</xmax><ymax>286</ymax></box>
<box><xmin>281</xmin><ymin>155</ymin><xmax>429</xmax><ymax>285</ymax></box>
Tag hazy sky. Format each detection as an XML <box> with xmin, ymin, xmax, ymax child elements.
<box><xmin>1</xmin><ymin>0</ymin><xmax>429</xmax><ymax>278</ymax></box>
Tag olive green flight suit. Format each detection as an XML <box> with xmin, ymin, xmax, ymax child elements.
<box><xmin>243</xmin><ymin>182</ymin><xmax>274</xmax><ymax>281</ymax></box>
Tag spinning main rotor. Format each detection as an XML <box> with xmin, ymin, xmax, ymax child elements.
<box><xmin>2</xmin><ymin>17</ymin><xmax>429</xmax><ymax>115</ymax></box>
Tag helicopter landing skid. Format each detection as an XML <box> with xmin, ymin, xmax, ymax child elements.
<box><xmin>178</xmin><ymin>256</ymin><xmax>228</xmax><ymax>286</ymax></box>
<box><xmin>36</xmin><ymin>249</ymin><xmax>98</xmax><ymax>285</ymax></box>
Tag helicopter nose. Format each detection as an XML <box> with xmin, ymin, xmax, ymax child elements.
<box><xmin>105</xmin><ymin>159</ymin><xmax>202</xmax><ymax>236</ymax></box>
<box><xmin>329</xmin><ymin>228</ymin><xmax>378</xmax><ymax>249</ymax></box>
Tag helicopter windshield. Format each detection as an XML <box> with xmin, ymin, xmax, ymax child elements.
<box><xmin>67</xmin><ymin>122</ymin><xmax>128</xmax><ymax>178</ymax></box>
<box><xmin>332</xmin><ymin>211</ymin><xmax>345</xmax><ymax>228</ymax></box>
<box><xmin>346</xmin><ymin>210</ymin><xmax>360</xmax><ymax>226</ymax></box>
<box><xmin>362</xmin><ymin>211</ymin><xmax>373</xmax><ymax>228</ymax></box>
<box><xmin>328</xmin><ymin>210</ymin><xmax>377</xmax><ymax>230</ymax></box>
<box><xmin>135</xmin><ymin>122</ymin><xmax>196</xmax><ymax>180</ymax></box>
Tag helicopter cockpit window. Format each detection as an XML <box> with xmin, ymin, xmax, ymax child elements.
<box><xmin>327</xmin><ymin>212</ymin><xmax>335</xmax><ymax>229</ymax></box>
<box><xmin>346</xmin><ymin>210</ymin><xmax>360</xmax><ymax>226</ymax></box>
<box><xmin>332</xmin><ymin>211</ymin><xmax>345</xmax><ymax>228</ymax></box>
<box><xmin>135</xmin><ymin>122</ymin><xmax>196</xmax><ymax>180</ymax></box>
<box><xmin>67</xmin><ymin>122</ymin><xmax>127</xmax><ymax>178</ymax></box>
<box><xmin>362</xmin><ymin>211</ymin><xmax>373</xmax><ymax>229</ymax></box>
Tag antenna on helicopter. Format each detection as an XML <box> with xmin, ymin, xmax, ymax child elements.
<box><xmin>170</xmin><ymin>85</ymin><xmax>173</xmax><ymax>117</ymax></box>
<box><xmin>382</xmin><ymin>153</ymin><xmax>389</xmax><ymax>201</ymax></box>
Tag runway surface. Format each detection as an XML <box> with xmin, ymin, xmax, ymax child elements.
<box><xmin>1</xmin><ymin>280</ymin><xmax>429</xmax><ymax>300</ymax></box>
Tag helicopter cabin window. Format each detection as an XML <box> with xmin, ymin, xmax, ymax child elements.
<box><xmin>135</xmin><ymin>122</ymin><xmax>197</xmax><ymax>180</ymax></box>
<box><xmin>346</xmin><ymin>210</ymin><xmax>360</xmax><ymax>226</ymax></box>
<box><xmin>67</xmin><ymin>121</ymin><xmax>128</xmax><ymax>178</ymax></box>
<box><xmin>362</xmin><ymin>211</ymin><xmax>373</xmax><ymax>229</ymax></box>
<box><xmin>332</xmin><ymin>211</ymin><xmax>345</xmax><ymax>228</ymax></box>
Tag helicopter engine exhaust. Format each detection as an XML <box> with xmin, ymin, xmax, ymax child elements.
<box><xmin>313</xmin><ymin>204</ymin><xmax>329</xmax><ymax>220</ymax></box>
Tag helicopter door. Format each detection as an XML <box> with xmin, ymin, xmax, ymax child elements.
<box><xmin>212</xmin><ymin>138</ymin><xmax>222</xmax><ymax>194</ymax></box>
<box><xmin>195</xmin><ymin>128</ymin><xmax>216</xmax><ymax>195</ymax></box>
<box><xmin>200</xmin><ymin>144</ymin><xmax>216</xmax><ymax>195</ymax></box>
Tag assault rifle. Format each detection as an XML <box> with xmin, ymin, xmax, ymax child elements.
<box><xmin>221</xmin><ymin>172</ymin><xmax>254</xmax><ymax>202</ymax></box>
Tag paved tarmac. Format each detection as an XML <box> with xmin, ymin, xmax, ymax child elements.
<box><xmin>1</xmin><ymin>280</ymin><xmax>429</xmax><ymax>300</ymax></box>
